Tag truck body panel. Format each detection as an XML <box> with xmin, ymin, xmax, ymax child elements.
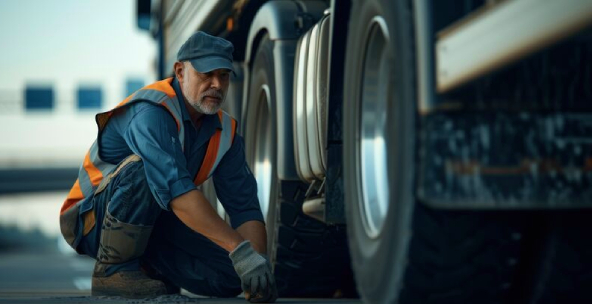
<box><xmin>436</xmin><ymin>0</ymin><xmax>592</xmax><ymax>93</ymax></box>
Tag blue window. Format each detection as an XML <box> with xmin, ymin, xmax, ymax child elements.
<box><xmin>25</xmin><ymin>87</ymin><xmax>54</xmax><ymax>110</ymax></box>
<box><xmin>77</xmin><ymin>87</ymin><xmax>102</xmax><ymax>109</ymax></box>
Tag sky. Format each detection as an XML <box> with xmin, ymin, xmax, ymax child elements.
<box><xmin>0</xmin><ymin>0</ymin><xmax>156</xmax><ymax>94</ymax></box>
<box><xmin>0</xmin><ymin>0</ymin><xmax>157</xmax><ymax>167</ymax></box>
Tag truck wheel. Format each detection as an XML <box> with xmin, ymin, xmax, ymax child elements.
<box><xmin>343</xmin><ymin>1</ymin><xmax>523</xmax><ymax>303</ymax></box>
<box><xmin>245</xmin><ymin>34</ymin><xmax>353</xmax><ymax>297</ymax></box>
<box><xmin>526</xmin><ymin>211</ymin><xmax>592</xmax><ymax>304</ymax></box>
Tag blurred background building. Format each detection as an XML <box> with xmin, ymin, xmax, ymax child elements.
<box><xmin>0</xmin><ymin>0</ymin><xmax>156</xmax><ymax>294</ymax></box>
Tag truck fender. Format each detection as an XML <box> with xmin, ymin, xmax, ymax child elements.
<box><xmin>241</xmin><ymin>0</ymin><xmax>327</xmax><ymax>181</ymax></box>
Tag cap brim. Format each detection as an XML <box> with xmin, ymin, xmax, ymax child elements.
<box><xmin>190</xmin><ymin>56</ymin><xmax>235</xmax><ymax>74</ymax></box>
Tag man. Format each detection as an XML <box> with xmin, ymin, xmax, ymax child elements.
<box><xmin>59</xmin><ymin>31</ymin><xmax>277</xmax><ymax>302</ymax></box>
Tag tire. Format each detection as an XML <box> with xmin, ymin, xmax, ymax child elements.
<box><xmin>526</xmin><ymin>211</ymin><xmax>592</xmax><ymax>304</ymax></box>
<box><xmin>343</xmin><ymin>1</ymin><xmax>524</xmax><ymax>303</ymax></box>
<box><xmin>244</xmin><ymin>34</ymin><xmax>354</xmax><ymax>297</ymax></box>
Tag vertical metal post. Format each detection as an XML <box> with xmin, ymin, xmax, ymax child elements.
<box><xmin>413</xmin><ymin>0</ymin><xmax>436</xmax><ymax>114</ymax></box>
<box><xmin>157</xmin><ymin>29</ymin><xmax>165</xmax><ymax>78</ymax></box>
<box><xmin>157</xmin><ymin>0</ymin><xmax>166</xmax><ymax>79</ymax></box>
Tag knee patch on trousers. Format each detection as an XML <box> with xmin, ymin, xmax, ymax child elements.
<box><xmin>98</xmin><ymin>210</ymin><xmax>153</xmax><ymax>264</ymax></box>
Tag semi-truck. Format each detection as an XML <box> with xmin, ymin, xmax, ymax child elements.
<box><xmin>136</xmin><ymin>0</ymin><xmax>592</xmax><ymax>303</ymax></box>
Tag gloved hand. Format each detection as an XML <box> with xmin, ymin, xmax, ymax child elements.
<box><xmin>229</xmin><ymin>240</ymin><xmax>278</xmax><ymax>303</ymax></box>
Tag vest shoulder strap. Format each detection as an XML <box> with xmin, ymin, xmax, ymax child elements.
<box><xmin>63</xmin><ymin>78</ymin><xmax>183</xmax><ymax>214</ymax></box>
<box><xmin>193</xmin><ymin>110</ymin><xmax>237</xmax><ymax>186</ymax></box>
<box><xmin>96</xmin><ymin>78</ymin><xmax>181</xmax><ymax>132</ymax></box>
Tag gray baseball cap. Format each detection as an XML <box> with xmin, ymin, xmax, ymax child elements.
<box><xmin>177</xmin><ymin>31</ymin><xmax>234</xmax><ymax>73</ymax></box>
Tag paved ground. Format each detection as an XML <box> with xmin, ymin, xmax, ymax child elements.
<box><xmin>0</xmin><ymin>193</ymin><xmax>361</xmax><ymax>304</ymax></box>
<box><xmin>0</xmin><ymin>250</ymin><xmax>94</xmax><ymax>294</ymax></box>
<box><xmin>0</xmin><ymin>236</ymin><xmax>361</xmax><ymax>304</ymax></box>
<box><xmin>0</xmin><ymin>295</ymin><xmax>361</xmax><ymax>304</ymax></box>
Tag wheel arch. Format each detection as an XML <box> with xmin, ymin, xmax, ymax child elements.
<box><xmin>241</xmin><ymin>0</ymin><xmax>327</xmax><ymax>181</ymax></box>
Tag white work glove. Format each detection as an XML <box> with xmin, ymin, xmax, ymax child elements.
<box><xmin>229</xmin><ymin>240</ymin><xmax>278</xmax><ymax>303</ymax></box>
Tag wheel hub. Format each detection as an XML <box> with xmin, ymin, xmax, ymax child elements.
<box><xmin>359</xmin><ymin>16</ymin><xmax>391</xmax><ymax>239</ymax></box>
<box><xmin>254</xmin><ymin>85</ymin><xmax>273</xmax><ymax>219</ymax></box>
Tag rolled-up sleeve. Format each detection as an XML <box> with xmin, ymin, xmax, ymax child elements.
<box><xmin>213</xmin><ymin>134</ymin><xmax>264</xmax><ymax>228</ymax></box>
<box><xmin>123</xmin><ymin>104</ymin><xmax>196</xmax><ymax>210</ymax></box>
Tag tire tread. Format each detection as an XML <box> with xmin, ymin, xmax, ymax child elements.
<box><xmin>529</xmin><ymin>211</ymin><xmax>592</xmax><ymax>304</ymax></box>
<box><xmin>399</xmin><ymin>204</ymin><xmax>523</xmax><ymax>304</ymax></box>
<box><xmin>274</xmin><ymin>181</ymin><xmax>354</xmax><ymax>297</ymax></box>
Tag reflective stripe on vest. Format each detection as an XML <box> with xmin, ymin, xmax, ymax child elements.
<box><xmin>194</xmin><ymin>111</ymin><xmax>237</xmax><ymax>185</ymax></box>
<box><xmin>61</xmin><ymin>77</ymin><xmax>237</xmax><ymax>216</ymax></box>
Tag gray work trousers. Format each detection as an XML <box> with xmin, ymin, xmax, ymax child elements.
<box><xmin>76</xmin><ymin>156</ymin><xmax>242</xmax><ymax>297</ymax></box>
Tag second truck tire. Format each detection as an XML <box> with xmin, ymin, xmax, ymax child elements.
<box><xmin>244</xmin><ymin>34</ymin><xmax>354</xmax><ymax>297</ymax></box>
<box><xmin>343</xmin><ymin>0</ymin><xmax>525</xmax><ymax>303</ymax></box>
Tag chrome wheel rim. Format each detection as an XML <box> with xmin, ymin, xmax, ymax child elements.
<box><xmin>359</xmin><ymin>16</ymin><xmax>391</xmax><ymax>239</ymax></box>
<box><xmin>254</xmin><ymin>85</ymin><xmax>273</xmax><ymax>220</ymax></box>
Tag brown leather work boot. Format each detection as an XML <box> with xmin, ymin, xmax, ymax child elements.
<box><xmin>92</xmin><ymin>212</ymin><xmax>179</xmax><ymax>298</ymax></box>
<box><xmin>91</xmin><ymin>262</ymin><xmax>169</xmax><ymax>298</ymax></box>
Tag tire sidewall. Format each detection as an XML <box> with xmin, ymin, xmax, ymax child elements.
<box><xmin>244</xmin><ymin>34</ymin><xmax>281</xmax><ymax>260</ymax></box>
<box><xmin>343</xmin><ymin>0</ymin><xmax>416</xmax><ymax>302</ymax></box>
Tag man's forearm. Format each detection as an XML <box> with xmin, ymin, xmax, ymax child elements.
<box><xmin>170</xmin><ymin>189</ymin><xmax>244</xmax><ymax>252</ymax></box>
<box><xmin>236</xmin><ymin>220</ymin><xmax>267</xmax><ymax>254</ymax></box>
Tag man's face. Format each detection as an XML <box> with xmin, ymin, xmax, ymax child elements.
<box><xmin>180</xmin><ymin>62</ymin><xmax>230</xmax><ymax>115</ymax></box>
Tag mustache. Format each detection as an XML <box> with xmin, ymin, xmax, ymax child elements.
<box><xmin>199</xmin><ymin>89</ymin><xmax>223</xmax><ymax>100</ymax></box>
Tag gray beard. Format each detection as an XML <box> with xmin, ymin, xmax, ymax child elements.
<box><xmin>183</xmin><ymin>84</ymin><xmax>225</xmax><ymax>115</ymax></box>
<box><xmin>190</xmin><ymin>95</ymin><xmax>224</xmax><ymax>114</ymax></box>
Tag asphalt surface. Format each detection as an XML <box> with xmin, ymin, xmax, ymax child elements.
<box><xmin>0</xmin><ymin>237</ymin><xmax>362</xmax><ymax>304</ymax></box>
<box><xmin>0</xmin><ymin>193</ymin><xmax>362</xmax><ymax>304</ymax></box>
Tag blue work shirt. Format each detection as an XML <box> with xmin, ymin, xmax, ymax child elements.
<box><xmin>98</xmin><ymin>77</ymin><xmax>263</xmax><ymax>228</ymax></box>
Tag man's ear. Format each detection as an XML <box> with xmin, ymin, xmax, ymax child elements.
<box><xmin>174</xmin><ymin>61</ymin><xmax>184</xmax><ymax>81</ymax></box>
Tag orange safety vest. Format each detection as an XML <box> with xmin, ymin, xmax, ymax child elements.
<box><xmin>60</xmin><ymin>77</ymin><xmax>236</xmax><ymax>232</ymax></box>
